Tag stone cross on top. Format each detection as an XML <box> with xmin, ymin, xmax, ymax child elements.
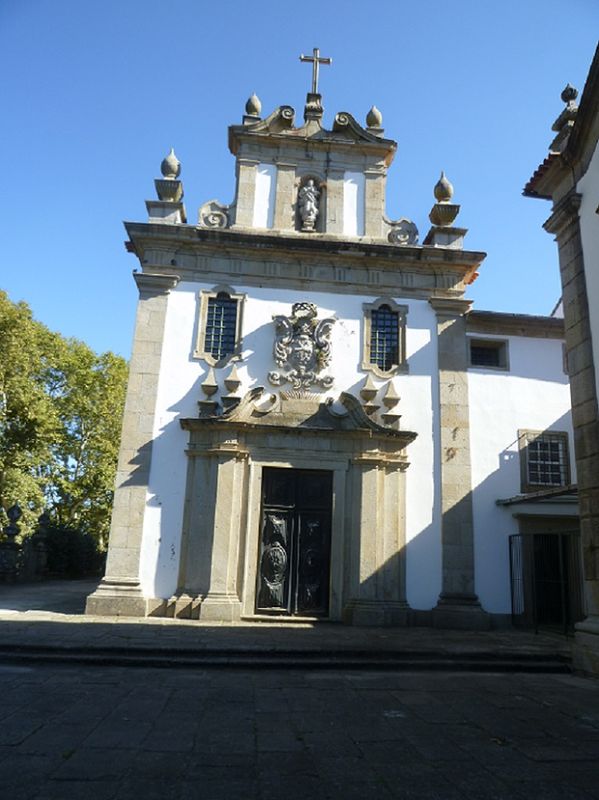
<box><xmin>299</xmin><ymin>47</ymin><xmax>332</xmax><ymax>95</ymax></box>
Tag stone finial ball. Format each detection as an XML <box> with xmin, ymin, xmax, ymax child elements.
<box><xmin>366</xmin><ymin>105</ymin><xmax>383</xmax><ymax>128</ymax></box>
<box><xmin>434</xmin><ymin>171</ymin><xmax>454</xmax><ymax>202</ymax></box>
<box><xmin>561</xmin><ymin>84</ymin><xmax>578</xmax><ymax>105</ymax></box>
<box><xmin>161</xmin><ymin>148</ymin><xmax>181</xmax><ymax>179</ymax></box>
<box><xmin>245</xmin><ymin>93</ymin><xmax>262</xmax><ymax>116</ymax></box>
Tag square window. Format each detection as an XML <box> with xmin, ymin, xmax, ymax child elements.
<box><xmin>469</xmin><ymin>338</ymin><xmax>509</xmax><ymax>370</ymax></box>
<box><xmin>518</xmin><ymin>430</ymin><xmax>570</xmax><ymax>492</ymax></box>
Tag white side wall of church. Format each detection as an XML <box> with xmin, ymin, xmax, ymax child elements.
<box><xmin>467</xmin><ymin>334</ymin><xmax>573</xmax><ymax>614</ymax></box>
<box><xmin>139</xmin><ymin>280</ymin><xmax>442</xmax><ymax>608</ymax></box>
<box><xmin>577</xmin><ymin>139</ymin><xmax>599</xmax><ymax>400</ymax></box>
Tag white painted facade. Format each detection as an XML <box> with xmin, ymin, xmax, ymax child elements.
<box><xmin>577</xmin><ymin>139</ymin><xmax>599</xmax><ymax>401</ymax></box>
<box><xmin>252</xmin><ymin>163</ymin><xmax>277</xmax><ymax>229</ymax></box>
<box><xmin>468</xmin><ymin>334</ymin><xmax>574</xmax><ymax>614</ymax></box>
<box><xmin>137</xmin><ymin>278</ymin><xmax>572</xmax><ymax>616</ymax></box>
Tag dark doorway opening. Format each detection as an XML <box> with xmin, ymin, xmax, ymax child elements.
<box><xmin>256</xmin><ymin>467</ymin><xmax>332</xmax><ymax>617</ymax></box>
<box><xmin>510</xmin><ymin>530</ymin><xmax>584</xmax><ymax>634</ymax></box>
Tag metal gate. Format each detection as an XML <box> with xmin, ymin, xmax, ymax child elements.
<box><xmin>509</xmin><ymin>531</ymin><xmax>584</xmax><ymax>633</ymax></box>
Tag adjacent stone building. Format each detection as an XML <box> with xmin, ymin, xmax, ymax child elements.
<box><xmin>524</xmin><ymin>43</ymin><xmax>599</xmax><ymax>672</ymax></box>
<box><xmin>87</xmin><ymin>53</ymin><xmax>576</xmax><ymax>629</ymax></box>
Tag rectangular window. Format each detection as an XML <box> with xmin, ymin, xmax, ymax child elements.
<box><xmin>469</xmin><ymin>337</ymin><xmax>509</xmax><ymax>370</ymax></box>
<box><xmin>194</xmin><ymin>286</ymin><xmax>245</xmax><ymax>366</ymax></box>
<box><xmin>370</xmin><ymin>305</ymin><xmax>399</xmax><ymax>372</ymax></box>
<box><xmin>362</xmin><ymin>298</ymin><xmax>408</xmax><ymax>376</ymax></box>
<box><xmin>252</xmin><ymin>163</ymin><xmax>277</xmax><ymax>229</ymax></box>
<box><xmin>519</xmin><ymin>430</ymin><xmax>570</xmax><ymax>492</ymax></box>
<box><xmin>205</xmin><ymin>295</ymin><xmax>238</xmax><ymax>361</ymax></box>
<box><xmin>343</xmin><ymin>171</ymin><xmax>365</xmax><ymax>237</ymax></box>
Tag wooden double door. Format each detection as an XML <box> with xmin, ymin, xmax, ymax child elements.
<box><xmin>256</xmin><ymin>467</ymin><xmax>332</xmax><ymax>617</ymax></box>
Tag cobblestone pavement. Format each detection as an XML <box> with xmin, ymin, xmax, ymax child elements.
<box><xmin>1</xmin><ymin>663</ymin><xmax>598</xmax><ymax>800</ymax></box>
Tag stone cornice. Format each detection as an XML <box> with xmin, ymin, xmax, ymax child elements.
<box><xmin>133</xmin><ymin>271</ymin><xmax>180</xmax><ymax>297</ymax></box>
<box><xmin>543</xmin><ymin>190</ymin><xmax>582</xmax><ymax>238</ymax></box>
<box><xmin>466</xmin><ymin>310</ymin><xmax>565</xmax><ymax>339</ymax></box>
<box><xmin>124</xmin><ymin>222</ymin><xmax>486</xmax><ymax>299</ymax></box>
<box><xmin>429</xmin><ymin>298</ymin><xmax>472</xmax><ymax>317</ymax></box>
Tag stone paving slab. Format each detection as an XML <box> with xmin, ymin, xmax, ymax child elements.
<box><xmin>0</xmin><ymin>663</ymin><xmax>598</xmax><ymax>799</ymax></box>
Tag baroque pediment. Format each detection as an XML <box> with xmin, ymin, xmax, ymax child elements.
<box><xmin>182</xmin><ymin>387</ymin><xmax>417</xmax><ymax>444</ymax></box>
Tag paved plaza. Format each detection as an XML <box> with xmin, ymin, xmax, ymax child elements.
<box><xmin>0</xmin><ymin>662</ymin><xmax>598</xmax><ymax>800</ymax></box>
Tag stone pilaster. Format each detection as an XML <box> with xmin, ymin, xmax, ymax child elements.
<box><xmin>174</xmin><ymin>438</ymin><xmax>248</xmax><ymax>621</ymax></box>
<box><xmin>273</xmin><ymin>164</ymin><xmax>296</xmax><ymax>230</ymax></box>
<box><xmin>86</xmin><ymin>272</ymin><xmax>179</xmax><ymax>617</ymax></box>
<box><xmin>429</xmin><ymin>298</ymin><xmax>490</xmax><ymax>630</ymax></box>
<box><xmin>364</xmin><ymin>171</ymin><xmax>385</xmax><ymax>238</ymax></box>
<box><xmin>545</xmin><ymin>192</ymin><xmax>599</xmax><ymax>674</ymax></box>
<box><xmin>325</xmin><ymin>168</ymin><xmax>344</xmax><ymax>235</ymax></box>
<box><xmin>232</xmin><ymin>159</ymin><xmax>258</xmax><ymax>227</ymax></box>
<box><xmin>342</xmin><ymin>454</ymin><xmax>410</xmax><ymax>626</ymax></box>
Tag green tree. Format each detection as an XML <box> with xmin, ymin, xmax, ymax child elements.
<box><xmin>0</xmin><ymin>291</ymin><xmax>128</xmax><ymax>546</ymax></box>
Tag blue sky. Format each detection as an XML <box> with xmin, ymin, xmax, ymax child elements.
<box><xmin>1</xmin><ymin>1</ymin><xmax>598</xmax><ymax>358</ymax></box>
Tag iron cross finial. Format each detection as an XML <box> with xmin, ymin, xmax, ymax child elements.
<box><xmin>299</xmin><ymin>47</ymin><xmax>332</xmax><ymax>95</ymax></box>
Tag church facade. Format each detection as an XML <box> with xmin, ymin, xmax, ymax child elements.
<box><xmin>87</xmin><ymin>55</ymin><xmax>576</xmax><ymax>629</ymax></box>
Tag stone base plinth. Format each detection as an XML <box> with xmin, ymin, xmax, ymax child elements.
<box><xmin>432</xmin><ymin>594</ymin><xmax>490</xmax><ymax>631</ymax></box>
<box><xmin>342</xmin><ymin>600</ymin><xmax>410</xmax><ymax>627</ymax></box>
<box><xmin>85</xmin><ymin>577</ymin><xmax>147</xmax><ymax>617</ymax></box>
<box><xmin>573</xmin><ymin>616</ymin><xmax>599</xmax><ymax>676</ymax></box>
<box><xmin>197</xmin><ymin>593</ymin><xmax>242</xmax><ymax>622</ymax></box>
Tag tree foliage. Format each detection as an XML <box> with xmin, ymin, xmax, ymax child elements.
<box><xmin>0</xmin><ymin>291</ymin><xmax>127</xmax><ymax>547</ymax></box>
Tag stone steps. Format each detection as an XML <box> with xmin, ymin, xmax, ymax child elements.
<box><xmin>0</xmin><ymin>644</ymin><xmax>571</xmax><ymax>673</ymax></box>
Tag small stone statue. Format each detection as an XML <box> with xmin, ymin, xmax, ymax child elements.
<box><xmin>298</xmin><ymin>179</ymin><xmax>320</xmax><ymax>232</ymax></box>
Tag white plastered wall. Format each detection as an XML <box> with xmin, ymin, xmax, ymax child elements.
<box><xmin>577</xmin><ymin>139</ymin><xmax>599</xmax><ymax>399</ymax></box>
<box><xmin>468</xmin><ymin>334</ymin><xmax>574</xmax><ymax>614</ymax></box>
<box><xmin>252</xmin><ymin>163</ymin><xmax>277</xmax><ymax>229</ymax></box>
<box><xmin>138</xmin><ymin>281</ymin><xmax>441</xmax><ymax>608</ymax></box>
<box><xmin>343</xmin><ymin>172</ymin><xmax>365</xmax><ymax>236</ymax></box>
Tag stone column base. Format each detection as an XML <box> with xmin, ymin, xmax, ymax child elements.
<box><xmin>342</xmin><ymin>600</ymin><xmax>410</xmax><ymax>627</ymax></box>
<box><xmin>85</xmin><ymin>577</ymin><xmax>147</xmax><ymax>617</ymax></box>
<box><xmin>573</xmin><ymin>615</ymin><xmax>599</xmax><ymax>676</ymax></box>
<box><xmin>196</xmin><ymin>593</ymin><xmax>242</xmax><ymax>622</ymax></box>
<box><xmin>432</xmin><ymin>593</ymin><xmax>491</xmax><ymax>631</ymax></box>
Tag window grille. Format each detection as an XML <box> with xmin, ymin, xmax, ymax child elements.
<box><xmin>370</xmin><ymin>305</ymin><xmax>399</xmax><ymax>372</ymax></box>
<box><xmin>526</xmin><ymin>433</ymin><xmax>568</xmax><ymax>487</ymax></box>
<box><xmin>469</xmin><ymin>338</ymin><xmax>509</xmax><ymax>369</ymax></box>
<box><xmin>204</xmin><ymin>293</ymin><xmax>238</xmax><ymax>361</ymax></box>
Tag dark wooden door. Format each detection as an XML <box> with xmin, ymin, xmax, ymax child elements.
<box><xmin>256</xmin><ymin>468</ymin><xmax>332</xmax><ymax>617</ymax></box>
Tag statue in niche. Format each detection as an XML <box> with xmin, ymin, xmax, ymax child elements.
<box><xmin>268</xmin><ymin>302</ymin><xmax>335</xmax><ymax>390</ymax></box>
<box><xmin>298</xmin><ymin>178</ymin><xmax>320</xmax><ymax>232</ymax></box>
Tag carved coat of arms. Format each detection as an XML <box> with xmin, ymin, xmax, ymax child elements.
<box><xmin>268</xmin><ymin>302</ymin><xmax>335</xmax><ymax>390</ymax></box>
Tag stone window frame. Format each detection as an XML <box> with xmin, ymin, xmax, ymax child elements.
<box><xmin>194</xmin><ymin>284</ymin><xmax>246</xmax><ymax>367</ymax></box>
<box><xmin>518</xmin><ymin>429</ymin><xmax>571</xmax><ymax>493</ymax></box>
<box><xmin>361</xmin><ymin>297</ymin><xmax>409</xmax><ymax>378</ymax></box>
<box><xmin>468</xmin><ymin>336</ymin><xmax>510</xmax><ymax>371</ymax></box>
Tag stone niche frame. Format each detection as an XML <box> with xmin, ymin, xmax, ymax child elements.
<box><xmin>193</xmin><ymin>284</ymin><xmax>246</xmax><ymax>367</ymax></box>
<box><xmin>164</xmin><ymin>389</ymin><xmax>417</xmax><ymax>626</ymax></box>
<box><xmin>294</xmin><ymin>173</ymin><xmax>327</xmax><ymax>234</ymax></box>
<box><xmin>361</xmin><ymin>297</ymin><xmax>409</xmax><ymax>378</ymax></box>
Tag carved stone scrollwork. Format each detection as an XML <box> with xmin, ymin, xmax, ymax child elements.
<box><xmin>268</xmin><ymin>302</ymin><xmax>335</xmax><ymax>391</ymax></box>
<box><xmin>387</xmin><ymin>218</ymin><xmax>419</xmax><ymax>246</ymax></box>
<box><xmin>198</xmin><ymin>200</ymin><xmax>230</xmax><ymax>229</ymax></box>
